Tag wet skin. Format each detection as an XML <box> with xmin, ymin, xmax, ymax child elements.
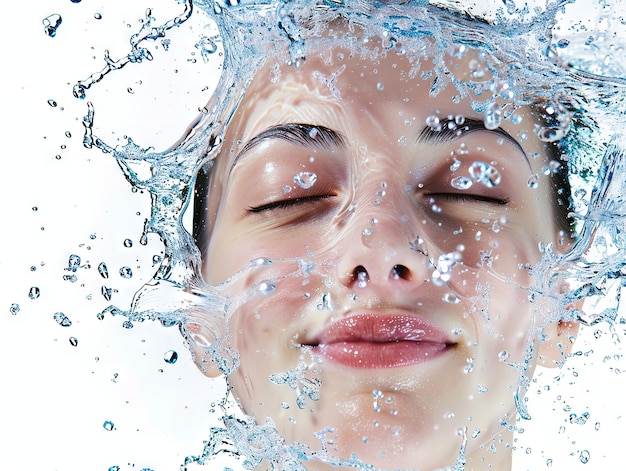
<box><xmin>195</xmin><ymin>43</ymin><xmax>576</xmax><ymax>470</ymax></box>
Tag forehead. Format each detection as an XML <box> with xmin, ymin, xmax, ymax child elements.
<box><xmin>224</xmin><ymin>42</ymin><xmax>544</xmax><ymax>163</ymax></box>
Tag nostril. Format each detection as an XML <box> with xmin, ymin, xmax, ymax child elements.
<box><xmin>391</xmin><ymin>264</ymin><xmax>411</xmax><ymax>281</ymax></box>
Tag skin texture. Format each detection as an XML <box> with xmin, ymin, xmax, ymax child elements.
<box><xmin>192</xmin><ymin>42</ymin><xmax>578</xmax><ymax>470</ymax></box>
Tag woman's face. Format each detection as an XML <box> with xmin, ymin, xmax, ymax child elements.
<box><xmin>199</xmin><ymin>45</ymin><xmax>570</xmax><ymax>470</ymax></box>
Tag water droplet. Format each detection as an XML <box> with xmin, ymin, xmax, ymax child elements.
<box><xmin>451</xmin><ymin>176</ymin><xmax>473</xmax><ymax>190</ymax></box>
<box><xmin>477</xmin><ymin>385</ymin><xmax>488</xmax><ymax>393</ymax></box>
<box><xmin>69</xmin><ymin>337</ymin><xmax>78</xmax><ymax>347</ymax></box>
<box><xmin>119</xmin><ymin>267</ymin><xmax>133</xmax><ymax>279</ymax></box>
<box><xmin>469</xmin><ymin>161</ymin><xmax>501</xmax><ymax>187</ymax></box>
<box><xmin>527</xmin><ymin>174</ymin><xmax>539</xmax><ymax>189</ymax></box>
<box><xmin>256</xmin><ymin>280</ymin><xmax>275</xmax><ymax>295</ymax></box>
<box><xmin>29</xmin><ymin>287</ymin><xmax>40</xmax><ymax>300</ymax></box>
<box><xmin>63</xmin><ymin>274</ymin><xmax>77</xmax><ymax>283</ymax></box>
<box><xmin>450</xmin><ymin>157</ymin><xmax>462</xmax><ymax>172</ymax></box>
<box><xmin>97</xmin><ymin>262</ymin><xmax>109</xmax><ymax>279</ymax></box>
<box><xmin>123</xmin><ymin>239</ymin><xmax>133</xmax><ymax>248</ymax></box>
<box><xmin>579</xmin><ymin>450</ymin><xmax>590</xmax><ymax>464</ymax></box>
<box><xmin>66</xmin><ymin>254</ymin><xmax>81</xmax><ymax>272</ymax></box>
<box><xmin>54</xmin><ymin>312</ymin><xmax>72</xmax><ymax>327</ymax></box>
<box><xmin>152</xmin><ymin>255</ymin><xmax>162</xmax><ymax>266</ymax></box>
<box><xmin>442</xmin><ymin>293</ymin><xmax>460</xmax><ymax>304</ymax></box>
<box><xmin>42</xmin><ymin>14</ymin><xmax>62</xmax><ymax>37</ymax></box>
<box><xmin>9</xmin><ymin>303</ymin><xmax>20</xmax><ymax>315</ymax></box>
<box><xmin>498</xmin><ymin>350</ymin><xmax>510</xmax><ymax>361</ymax></box>
<box><xmin>483</xmin><ymin>103</ymin><xmax>502</xmax><ymax>130</ymax></box>
<box><xmin>101</xmin><ymin>286</ymin><xmax>117</xmax><ymax>301</ymax></box>
<box><xmin>293</xmin><ymin>172</ymin><xmax>317</xmax><ymax>189</ymax></box>
<box><xmin>94</xmin><ymin>12</ymin><xmax>102</xmax><ymax>20</ymax></box>
<box><xmin>47</xmin><ymin>99</ymin><xmax>57</xmax><ymax>107</ymax></box>
<box><xmin>164</xmin><ymin>350</ymin><xmax>178</xmax><ymax>364</ymax></box>
<box><xmin>376</xmin><ymin>82</ymin><xmax>384</xmax><ymax>91</ymax></box>
<box><xmin>103</xmin><ymin>420</ymin><xmax>115</xmax><ymax>431</ymax></box>
<box><xmin>397</xmin><ymin>135</ymin><xmax>407</xmax><ymax>146</ymax></box>
<box><xmin>425</xmin><ymin>115</ymin><xmax>442</xmax><ymax>132</ymax></box>
<box><xmin>283</xmin><ymin>184</ymin><xmax>292</xmax><ymax>193</ymax></box>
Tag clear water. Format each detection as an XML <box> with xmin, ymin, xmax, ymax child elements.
<box><xmin>6</xmin><ymin>0</ymin><xmax>626</xmax><ymax>469</ymax></box>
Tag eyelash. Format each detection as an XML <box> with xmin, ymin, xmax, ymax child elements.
<box><xmin>247</xmin><ymin>195</ymin><xmax>335</xmax><ymax>213</ymax></box>
<box><xmin>427</xmin><ymin>193</ymin><xmax>510</xmax><ymax>205</ymax></box>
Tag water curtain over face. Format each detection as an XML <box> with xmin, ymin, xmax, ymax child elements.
<box><xmin>88</xmin><ymin>1</ymin><xmax>626</xmax><ymax>469</ymax></box>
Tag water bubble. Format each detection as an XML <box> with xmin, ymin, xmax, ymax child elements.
<box><xmin>425</xmin><ymin>115</ymin><xmax>442</xmax><ymax>132</ymax></box>
<box><xmin>69</xmin><ymin>337</ymin><xmax>78</xmax><ymax>347</ymax></box>
<box><xmin>66</xmin><ymin>254</ymin><xmax>81</xmax><ymax>272</ymax></box>
<box><xmin>119</xmin><ymin>267</ymin><xmax>133</xmax><ymax>279</ymax></box>
<box><xmin>42</xmin><ymin>14</ymin><xmax>62</xmax><ymax>37</ymax></box>
<box><xmin>357</xmin><ymin>270</ymin><xmax>368</xmax><ymax>288</ymax></box>
<box><xmin>164</xmin><ymin>350</ymin><xmax>178</xmax><ymax>364</ymax></box>
<box><xmin>283</xmin><ymin>184</ymin><xmax>292</xmax><ymax>193</ymax></box>
<box><xmin>123</xmin><ymin>239</ymin><xmax>133</xmax><ymax>248</ymax></box>
<box><xmin>29</xmin><ymin>286</ymin><xmax>40</xmax><ymax>299</ymax></box>
<box><xmin>9</xmin><ymin>303</ymin><xmax>20</xmax><ymax>315</ymax></box>
<box><xmin>527</xmin><ymin>174</ymin><xmax>539</xmax><ymax>189</ymax></box>
<box><xmin>293</xmin><ymin>172</ymin><xmax>317</xmax><ymax>189</ymax></box>
<box><xmin>103</xmin><ymin>420</ymin><xmax>115</xmax><ymax>431</ymax></box>
<box><xmin>53</xmin><ymin>312</ymin><xmax>72</xmax><ymax>327</ymax></box>
<box><xmin>469</xmin><ymin>161</ymin><xmax>501</xmax><ymax>187</ymax></box>
<box><xmin>579</xmin><ymin>450</ymin><xmax>590</xmax><ymax>464</ymax></box>
<box><xmin>451</xmin><ymin>176</ymin><xmax>473</xmax><ymax>190</ymax></box>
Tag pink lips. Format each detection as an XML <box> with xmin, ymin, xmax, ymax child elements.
<box><xmin>310</xmin><ymin>314</ymin><xmax>452</xmax><ymax>369</ymax></box>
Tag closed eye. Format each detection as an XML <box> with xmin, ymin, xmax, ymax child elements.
<box><xmin>426</xmin><ymin>193</ymin><xmax>510</xmax><ymax>205</ymax></box>
<box><xmin>247</xmin><ymin>194</ymin><xmax>336</xmax><ymax>213</ymax></box>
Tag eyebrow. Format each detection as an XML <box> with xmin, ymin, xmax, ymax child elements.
<box><xmin>230</xmin><ymin>123</ymin><xmax>346</xmax><ymax>172</ymax></box>
<box><xmin>417</xmin><ymin>117</ymin><xmax>530</xmax><ymax>165</ymax></box>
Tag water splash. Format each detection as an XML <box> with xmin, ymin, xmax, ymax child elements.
<box><xmin>72</xmin><ymin>2</ymin><xmax>193</xmax><ymax>99</ymax></box>
<box><xmin>42</xmin><ymin>14</ymin><xmax>62</xmax><ymax>37</ymax></box>
<box><xmin>72</xmin><ymin>0</ymin><xmax>626</xmax><ymax>469</ymax></box>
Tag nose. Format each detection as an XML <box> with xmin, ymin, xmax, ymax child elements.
<box><xmin>337</xmin><ymin>206</ymin><xmax>431</xmax><ymax>292</ymax></box>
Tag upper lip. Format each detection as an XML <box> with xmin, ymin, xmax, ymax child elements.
<box><xmin>304</xmin><ymin>312</ymin><xmax>454</xmax><ymax>346</ymax></box>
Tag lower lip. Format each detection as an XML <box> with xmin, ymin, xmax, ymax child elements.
<box><xmin>312</xmin><ymin>340</ymin><xmax>449</xmax><ymax>369</ymax></box>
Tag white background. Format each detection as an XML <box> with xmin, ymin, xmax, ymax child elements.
<box><xmin>1</xmin><ymin>1</ymin><xmax>624</xmax><ymax>470</ymax></box>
